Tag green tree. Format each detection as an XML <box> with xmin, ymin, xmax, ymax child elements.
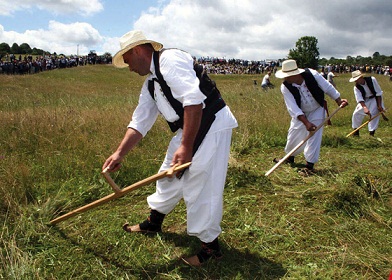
<box><xmin>318</xmin><ymin>57</ymin><xmax>328</xmax><ymax>66</ymax></box>
<box><xmin>0</xmin><ymin>42</ymin><xmax>11</xmax><ymax>55</ymax></box>
<box><xmin>19</xmin><ymin>43</ymin><xmax>32</xmax><ymax>54</ymax></box>
<box><xmin>385</xmin><ymin>58</ymin><xmax>392</xmax><ymax>67</ymax></box>
<box><xmin>346</xmin><ymin>55</ymin><xmax>354</xmax><ymax>64</ymax></box>
<box><xmin>288</xmin><ymin>36</ymin><xmax>319</xmax><ymax>69</ymax></box>
<box><xmin>31</xmin><ymin>48</ymin><xmax>41</xmax><ymax>55</ymax></box>
<box><xmin>11</xmin><ymin>43</ymin><xmax>20</xmax><ymax>54</ymax></box>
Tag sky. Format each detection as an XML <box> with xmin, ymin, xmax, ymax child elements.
<box><xmin>0</xmin><ymin>0</ymin><xmax>391</xmax><ymax>61</ymax></box>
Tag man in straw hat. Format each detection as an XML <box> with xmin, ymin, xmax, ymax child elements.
<box><xmin>102</xmin><ymin>30</ymin><xmax>237</xmax><ymax>266</ymax></box>
<box><xmin>349</xmin><ymin>70</ymin><xmax>385</xmax><ymax>136</ymax></box>
<box><xmin>274</xmin><ymin>59</ymin><xmax>348</xmax><ymax>176</ymax></box>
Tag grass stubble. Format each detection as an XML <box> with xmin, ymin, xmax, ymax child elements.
<box><xmin>0</xmin><ymin>65</ymin><xmax>391</xmax><ymax>279</ymax></box>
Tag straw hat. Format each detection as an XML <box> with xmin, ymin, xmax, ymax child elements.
<box><xmin>112</xmin><ymin>30</ymin><xmax>163</xmax><ymax>68</ymax></box>
<box><xmin>275</xmin><ymin>59</ymin><xmax>305</xmax><ymax>78</ymax></box>
<box><xmin>349</xmin><ymin>70</ymin><xmax>363</xmax><ymax>82</ymax></box>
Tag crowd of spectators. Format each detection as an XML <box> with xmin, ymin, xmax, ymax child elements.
<box><xmin>2</xmin><ymin>52</ymin><xmax>391</xmax><ymax>78</ymax></box>
<box><xmin>321</xmin><ymin>64</ymin><xmax>392</xmax><ymax>76</ymax></box>
<box><xmin>0</xmin><ymin>53</ymin><xmax>112</xmax><ymax>75</ymax></box>
<box><xmin>1</xmin><ymin>53</ymin><xmax>278</xmax><ymax>76</ymax></box>
<box><xmin>196</xmin><ymin>57</ymin><xmax>279</xmax><ymax>75</ymax></box>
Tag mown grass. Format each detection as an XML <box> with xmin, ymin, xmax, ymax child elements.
<box><xmin>1</xmin><ymin>65</ymin><xmax>391</xmax><ymax>279</ymax></box>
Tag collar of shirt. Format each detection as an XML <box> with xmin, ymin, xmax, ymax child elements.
<box><xmin>292</xmin><ymin>80</ymin><xmax>306</xmax><ymax>89</ymax></box>
<box><xmin>149</xmin><ymin>52</ymin><xmax>155</xmax><ymax>76</ymax></box>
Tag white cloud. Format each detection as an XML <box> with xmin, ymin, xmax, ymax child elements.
<box><xmin>102</xmin><ymin>36</ymin><xmax>120</xmax><ymax>56</ymax></box>
<box><xmin>133</xmin><ymin>0</ymin><xmax>392</xmax><ymax>60</ymax></box>
<box><xmin>1</xmin><ymin>0</ymin><xmax>391</xmax><ymax>59</ymax></box>
<box><xmin>0</xmin><ymin>0</ymin><xmax>103</xmax><ymax>16</ymax></box>
<box><xmin>0</xmin><ymin>21</ymin><xmax>103</xmax><ymax>55</ymax></box>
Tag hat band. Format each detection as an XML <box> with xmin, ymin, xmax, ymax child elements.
<box><xmin>283</xmin><ymin>67</ymin><xmax>298</xmax><ymax>73</ymax></box>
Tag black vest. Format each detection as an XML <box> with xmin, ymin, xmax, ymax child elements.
<box><xmin>283</xmin><ymin>69</ymin><xmax>325</xmax><ymax>108</ymax></box>
<box><xmin>355</xmin><ymin>77</ymin><xmax>377</xmax><ymax>100</ymax></box>
<box><xmin>148</xmin><ymin>50</ymin><xmax>226</xmax><ymax>157</ymax></box>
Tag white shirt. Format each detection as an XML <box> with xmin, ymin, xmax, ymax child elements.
<box><xmin>327</xmin><ymin>72</ymin><xmax>335</xmax><ymax>83</ymax></box>
<box><xmin>353</xmin><ymin>76</ymin><xmax>383</xmax><ymax>103</ymax></box>
<box><xmin>128</xmin><ymin>49</ymin><xmax>237</xmax><ymax>137</ymax></box>
<box><xmin>280</xmin><ymin>69</ymin><xmax>341</xmax><ymax>119</ymax></box>
<box><xmin>261</xmin><ymin>74</ymin><xmax>270</xmax><ymax>86</ymax></box>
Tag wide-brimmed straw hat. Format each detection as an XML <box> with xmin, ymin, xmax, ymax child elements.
<box><xmin>275</xmin><ymin>59</ymin><xmax>305</xmax><ymax>79</ymax></box>
<box><xmin>112</xmin><ymin>30</ymin><xmax>163</xmax><ymax>68</ymax></box>
<box><xmin>349</xmin><ymin>70</ymin><xmax>363</xmax><ymax>82</ymax></box>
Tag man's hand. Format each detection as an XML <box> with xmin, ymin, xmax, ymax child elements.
<box><xmin>363</xmin><ymin>106</ymin><xmax>371</xmax><ymax>117</ymax></box>
<box><xmin>339</xmin><ymin>99</ymin><xmax>349</xmax><ymax>108</ymax></box>
<box><xmin>305</xmin><ymin>121</ymin><xmax>317</xmax><ymax>132</ymax></box>
<box><xmin>102</xmin><ymin>152</ymin><xmax>123</xmax><ymax>172</ymax></box>
<box><xmin>171</xmin><ymin>144</ymin><xmax>193</xmax><ymax>167</ymax></box>
<box><xmin>102</xmin><ymin>128</ymin><xmax>143</xmax><ymax>172</ymax></box>
<box><xmin>298</xmin><ymin>115</ymin><xmax>316</xmax><ymax>132</ymax></box>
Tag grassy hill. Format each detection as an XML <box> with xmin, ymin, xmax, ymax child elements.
<box><xmin>1</xmin><ymin>65</ymin><xmax>391</xmax><ymax>279</ymax></box>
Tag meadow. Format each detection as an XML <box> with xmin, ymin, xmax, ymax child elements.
<box><xmin>0</xmin><ymin>65</ymin><xmax>391</xmax><ymax>279</ymax></box>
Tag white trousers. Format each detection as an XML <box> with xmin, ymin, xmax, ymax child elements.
<box><xmin>352</xmin><ymin>98</ymin><xmax>382</xmax><ymax>131</ymax></box>
<box><xmin>147</xmin><ymin>128</ymin><xmax>233</xmax><ymax>243</ymax></box>
<box><xmin>284</xmin><ymin>107</ymin><xmax>325</xmax><ymax>164</ymax></box>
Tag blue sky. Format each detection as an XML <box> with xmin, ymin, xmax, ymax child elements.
<box><xmin>1</xmin><ymin>0</ymin><xmax>143</xmax><ymax>36</ymax></box>
<box><xmin>0</xmin><ymin>0</ymin><xmax>162</xmax><ymax>56</ymax></box>
<box><xmin>1</xmin><ymin>0</ymin><xmax>391</xmax><ymax>60</ymax></box>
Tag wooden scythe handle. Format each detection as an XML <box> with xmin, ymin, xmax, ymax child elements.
<box><xmin>346</xmin><ymin>109</ymin><xmax>387</xmax><ymax>137</ymax></box>
<box><xmin>50</xmin><ymin>162</ymin><xmax>192</xmax><ymax>225</ymax></box>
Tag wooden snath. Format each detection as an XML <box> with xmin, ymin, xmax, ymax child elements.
<box><xmin>50</xmin><ymin>162</ymin><xmax>191</xmax><ymax>225</ymax></box>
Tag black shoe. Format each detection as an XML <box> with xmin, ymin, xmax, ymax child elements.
<box><xmin>369</xmin><ymin>130</ymin><xmax>375</xmax><ymax>136</ymax></box>
<box><xmin>353</xmin><ymin>129</ymin><xmax>360</xmax><ymax>137</ymax></box>
<box><xmin>273</xmin><ymin>156</ymin><xmax>294</xmax><ymax>164</ymax></box>
<box><xmin>305</xmin><ymin>162</ymin><xmax>314</xmax><ymax>170</ymax></box>
<box><xmin>122</xmin><ymin>219</ymin><xmax>162</xmax><ymax>234</ymax></box>
<box><xmin>123</xmin><ymin>209</ymin><xmax>165</xmax><ymax>234</ymax></box>
<box><xmin>197</xmin><ymin>243</ymin><xmax>222</xmax><ymax>262</ymax></box>
<box><xmin>182</xmin><ymin>238</ymin><xmax>223</xmax><ymax>267</ymax></box>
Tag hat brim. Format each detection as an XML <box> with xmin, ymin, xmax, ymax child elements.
<box><xmin>349</xmin><ymin>75</ymin><xmax>363</xmax><ymax>82</ymax></box>
<box><xmin>112</xmin><ymin>40</ymin><xmax>163</xmax><ymax>68</ymax></box>
<box><xmin>275</xmin><ymin>68</ymin><xmax>305</xmax><ymax>79</ymax></box>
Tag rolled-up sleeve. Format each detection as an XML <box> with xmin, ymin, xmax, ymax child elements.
<box><xmin>312</xmin><ymin>70</ymin><xmax>341</xmax><ymax>100</ymax></box>
<box><xmin>128</xmin><ymin>80</ymin><xmax>159</xmax><ymax>137</ymax></box>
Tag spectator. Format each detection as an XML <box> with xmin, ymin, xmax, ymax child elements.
<box><xmin>327</xmin><ymin>70</ymin><xmax>338</xmax><ymax>88</ymax></box>
<box><xmin>261</xmin><ymin>71</ymin><xmax>274</xmax><ymax>91</ymax></box>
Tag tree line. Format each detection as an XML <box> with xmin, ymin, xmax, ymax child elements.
<box><xmin>0</xmin><ymin>42</ymin><xmax>47</xmax><ymax>56</ymax></box>
<box><xmin>288</xmin><ymin>36</ymin><xmax>392</xmax><ymax>69</ymax></box>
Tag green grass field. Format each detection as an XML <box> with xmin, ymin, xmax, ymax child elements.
<box><xmin>1</xmin><ymin>65</ymin><xmax>391</xmax><ymax>279</ymax></box>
